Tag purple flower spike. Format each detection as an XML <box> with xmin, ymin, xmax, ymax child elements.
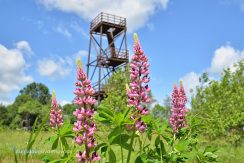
<box><xmin>169</xmin><ymin>82</ymin><xmax>188</xmax><ymax>133</ymax></box>
<box><xmin>50</xmin><ymin>91</ymin><xmax>63</xmax><ymax>129</ymax></box>
<box><xmin>73</xmin><ymin>59</ymin><xmax>100</xmax><ymax>163</ymax></box>
<box><xmin>127</xmin><ymin>33</ymin><xmax>151</xmax><ymax>133</ymax></box>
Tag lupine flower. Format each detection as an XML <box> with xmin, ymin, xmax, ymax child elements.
<box><xmin>127</xmin><ymin>33</ymin><xmax>151</xmax><ymax>133</ymax></box>
<box><xmin>169</xmin><ymin>81</ymin><xmax>188</xmax><ymax>133</ymax></box>
<box><xmin>73</xmin><ymin>59</ymin><xmax>100</xmax><ymax>163</ymax></box>
<box><xmin>50</xmin><ymin>91</ymin><xmax>63</xmax><ymax>129</ymax></box>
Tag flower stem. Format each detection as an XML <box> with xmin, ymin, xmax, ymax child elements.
<box><xmin>120</xmin><ymin>127</ymin><xmax>124</xmax><ymax>163</ymax></box>
<box><xmin>126</xmin><ymin>129</ymin><xmax>136</xmax><ymax>163</ymax></box>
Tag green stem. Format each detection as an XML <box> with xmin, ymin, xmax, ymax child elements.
<box><xmin>120</xmin><ymin>127</ymin><xmax>124</xmax><ymax>163</ymax></box>
<box><xmin>58</xmin><ymin>128</ymin><xmax>64</xmax><ymax>154</ymax></box>
<box><xmin>126</xmin><ymin>129</ymin><xmax>136</xmax><ymax>163</ymax></box>
<box><xmin>120</xmin><ymin>143</ymin><xmax>124</xmax><ymax>163</ymax></box>
<box><xmin>172</xmin><ymin>133</ymin><xmax>176</xmax><ymax>151</ymax></box>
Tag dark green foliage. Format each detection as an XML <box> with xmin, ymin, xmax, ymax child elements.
<box><xmin>62</xmin><ymin>103</ymin><xmax>76</xmax><ymax>123</ymax></box>
<box><xmin>151</xmin><ymin>104</ymin><xmax>165</xmax><ymax>120</ymax></box>
<box><xmin>163</xmin><ymin>95</ymin><xmax>171</xmax><ymax>120</ymax></box>
<box><xmin>140</xmin><ymin>114</ymin><xmax>218</xmax><ymax>163</ymax></box>
<box><xmin>20</xmin><ymin>82</ymin><xmax>51</xmax><ymax>105</ymax></box>
<box><xmin>99</xmin><ymin>68</ymin><xmax>129</xmax><ymax>113</ymax></box>
<box><xmin>2</xmin><ymin>82</ymin><xmax>51</xmax><ymax>129</ymax></box>
<box><xmin>9</xmin><ymin>95</ymin><xmax>50</xmax><ymax>129</ymax></box>
<box><xmin>0</xmin><ymin>104</ymin><xmax>8</xmax><ymax>125</ymax></box>
<box><xmin>192</xmin><ymin>60</ymin><xmax>244</xmax><ymax>145</ymax></box>
<box><xmin>150</xmin><ymin>96</ymin><xmax>171</xmax><ymax>122</ymax></box>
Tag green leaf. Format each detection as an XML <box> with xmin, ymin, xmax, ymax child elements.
<box><xmin>94</xmin><ymin>143</ymin><xmax>107</xmax><ymax>151</ymax></box>
<box><xmin>108</xmin><ymin>148</ymin><xmax>116</xmax><ymax>163</ymax></box>
<box><xmin>111</xmin><ymin>134</ymin><xmax>130</xmax><ymax>145</ymax></box>
<box><xmin>108</xmin><ymin>126</ymin><xmax>123</xmax><ymax>142</ymax></box>
<box><xmin>204</xmin><ymin>146</ymin><xmax>217</xmax><ymax>153</ymax></box>
<box><xmin>25</xmin><ymin>112</ymin><xmax>49</xmax><ymax>161</ymax></box>
<box><xmin>45</xmin><ymin>135</ymin><xmax>58</xmax><ymax>145</ymax></box>
<box><xmin>13</xmin><ymin>147</ymin><xmax>19</xmax><ymax>163</ymax></box>
<box><xmin>98</xmin><ymin>112</ymin><xmax>114</xmax><ymax>122</ymax></box>
<box><xmin>120</xmin><ymin>142</ymin><xmax>133</xmax><ymax>151</ymax></box>
<box><xmin>114</xmin><ymin>113</ymin><xmax>124</xmax><ymax>125</ymax></box>
<box><xmin>101</xmin><ymin>146</ymin><xmax>108</xmax><ymax>156</ymax></box>
<box><xmin>135</xmin><ymin>155</ymin><xmax>143</xmax><ymax>163</ymax></box>
<box><xmin>123</xmin><ymin>107</ymin><xmax>131</xmax><ymax>119</ymax></box>
<box><xmin>175</xmin><ymin>140</ymin><xmax>189</xmax><ymax>152</ymax></box>
<box><xmin>60</xmin><ymin>137</ymin><xmax>69</xmax><ymax>150</ymax></box>
<box><xmin>155</xmin><ymin>135</ymin><xmax>161</xmax><ymax>147</ymax></box>
<box><xmin>51</xmin><ymin>137</ymin><xmax>59</xmax><ymax>150</ymax></box>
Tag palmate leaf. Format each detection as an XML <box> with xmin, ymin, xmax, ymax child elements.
<box><xmin>60</xmin><ymin>137</ymin><xmax>69</xmax><ymax>150</ymax></box>
<box><xmin>111</xmin><ymin>134</ymin><xmax>131</xmax><ymax>146</ymax></box>
<box><xmin>94</xmin><ymin>143</ymin><xmax>107</xmax><ymax>151</ymax></box>
<box><xmin>108</xmin><ymin>126</ymin><xmax>123</xmax><ymax>142</ymax></box>
<box><xmin>108</xmin><ymin>148</ymin><xmax>116</xmax><ymax>163</ymax></box>
<box><xmin>51</xmin><ymin>137</ymin><xmax>59</xmax><ymax>150</ymax></box>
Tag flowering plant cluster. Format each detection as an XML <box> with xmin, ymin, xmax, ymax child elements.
<box><xmin>170</xmin><ymin>81</ymin><xmax>188</xmax><ymax>133</ymax></box>
<box><xmin>127</xmin><ymin>33</ymin><xmax>151</xmax><ymax>133</ymax></box>
<box><xmin>50</xmin><ymin>91</ymin><xmax>63</xmax><ymax>129</ymax></box>
<box><xmin>73</xmin><ymin>60</ymin><xmax>100</xmax><ymax>163</ymax></box>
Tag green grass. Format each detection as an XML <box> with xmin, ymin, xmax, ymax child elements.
<box><xmin>0</xmin><ymin>130</ymin><xmax>243</xmax><ymax>163</ymax></box>
<box><xmin>0</xmin><ymin>130</ymin><xmax>61</xmax><ymax>163</ymax></box>
<box><xmin>198</xmin><ymin>138</ymin><xmax>244</xmax><ymax>163</ymax></box>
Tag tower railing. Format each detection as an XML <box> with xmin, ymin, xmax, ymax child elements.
<box><xmin>90</xmin><ymin>12</ymin><xmax>126</xmax><ymax>30</ymax></box>
<box><xmin>105</xmin><ymin>48</ymin><xmax>129</xmax><ymax>59</ymax></box>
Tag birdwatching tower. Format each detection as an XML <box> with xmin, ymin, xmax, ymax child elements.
<box><xmin>87</xmin><ymin>12</ymin><xmax>129</xmax><ymax>102</ymax></box>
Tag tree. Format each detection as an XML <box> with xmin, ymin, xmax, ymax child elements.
<box><xmin>0</xmin><ymin>104</ymin><xmax>7</xmax><ymax>125</ymax></box>
<box><xmin>192</xmin><ymin>60</ymin><xmax>244</xmax><ymax>145</ymax></box>
<box><xmin>18</xmin><ymin>99</ymin><xmax>47</xmax><ymax>129</ymax></box>
<box><xmin>4</xmin><ymin>94</ymin><xmax>33</xmax><ymax>127</ymax></box>
<box><xmin>99</xmin><ymin>68</ymin><xmax>130</xmax><ymax>113</ymax></box>
<box><xmin>62</xmin><ymin>103</ymin><xmax>76</xmax><ymax>123</ymax></box>
<box><xmin>5</xmin><ymin>82</ymin><xmax>51</xmax><ymax>129</ymax></box>
<box><xmin>163</xmin><ymin>95</ymin><xmax>171</xmax><ymax>120</ymax></box>
<box><xmin>20</xmin><ymin>82</ymin><xmax>51</xmax><ymax>105</ymax></box>
<box><xmin>151</xmin><ymin>104</ymin><xmax>165</xmax><ymax>119</ymax></box>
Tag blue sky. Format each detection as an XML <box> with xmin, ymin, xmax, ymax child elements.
<box><xmin>1</xmin><ymin>0</ymin><xmax>244</xmax><ymax>106</ymax></box>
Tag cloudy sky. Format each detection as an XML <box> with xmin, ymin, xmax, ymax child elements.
<box><xmin>1</xmin><ymin>0</ymin><xmax>244</xmax><ymax>106</ymax></box>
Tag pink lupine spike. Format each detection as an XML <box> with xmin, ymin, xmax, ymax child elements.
<box><xmin>73</xmin><ymin>59</ymin><xmax>100</xmax><ymax>163</ymax></box>
<box><xmin>50</xmin><ymin>91</ymin><xmax>63</xmax><ymax>129</ymax></box>
<box><xmin>169</xmin><ymin>82</ymin><xmax>188</xmax><ymax>133</ymax></box>
<box><xmin>127</xmin><ymin>33</ymin><xmax>151</xmax><ymax>133</ymax></box>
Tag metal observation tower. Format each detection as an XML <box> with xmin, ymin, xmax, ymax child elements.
<box><xmin>86</xmin><ymin>12</ymin><xmax>129</xmax><ymax>102</ymax></box>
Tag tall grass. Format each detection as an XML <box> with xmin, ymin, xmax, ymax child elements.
<box><xmin>0</xmin><ymin>130</ymin><xmax>243</xmax><ymax>162</ymax></box>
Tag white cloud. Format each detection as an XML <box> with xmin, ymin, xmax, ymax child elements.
<box><xmin>16</xmin><ymin>41</ymin><xmax>33</xmax><ymax>55</ymax></box>
<box><xmin>180</xmin><ymin>72</ymin><xmax>200</xmax><ymax>98</ymax></box>
<box><xmin>39</xmin><ymin>0</ymin><xmax>170</xmax><ymax>32</ymax></box>
<box><xmin>37</xmin><ymin>57</ymin><xmax>73</xmax><ymax>79</ymax></box>
<box><xmin>209</xmin><ymin>45</ymin><xmax>244</xmax><ymax>74</ymax></box>
<box><xmin>180</xmin><ymin>44</ymin><xmax>244</xmax><ymax>100</ymax></box>
<box><xmin>0</xmin><ymin>42</ymin><xmax>33</xmax><ymax>104</ymax></box>
<box><xmin>75</xmin><ymin>50</ymin><xmax>96</xmax><ymax>60</ymax></box>
<box><xmin>76</xmin><ymin>50</ymin><xmax>88</xmax><ymax>58</ymax></box>
<box><xmin>55</xmin><ymin>25</ymin><xmax>72</xmax><ymax>38</ymax></box>
<box><xmin>60</xmin><ymin>100</ymin><xmax>71</xmax><ymax>106</ymax></box>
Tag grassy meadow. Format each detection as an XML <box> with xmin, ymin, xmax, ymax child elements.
<box><xmin>0</xmin><ymin>130</ymin><xmax>243</xmax><ymax>163</ymax></box>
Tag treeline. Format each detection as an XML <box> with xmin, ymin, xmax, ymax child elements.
<box><xmin>0</xmin><ymin>82</ymin><xmax>76</xmax><ymax>129</ymax></box>
<box><xmin>192</xmin><ymin>60</ymin><xmax>244</xmax><ymax>145</ymax></box>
